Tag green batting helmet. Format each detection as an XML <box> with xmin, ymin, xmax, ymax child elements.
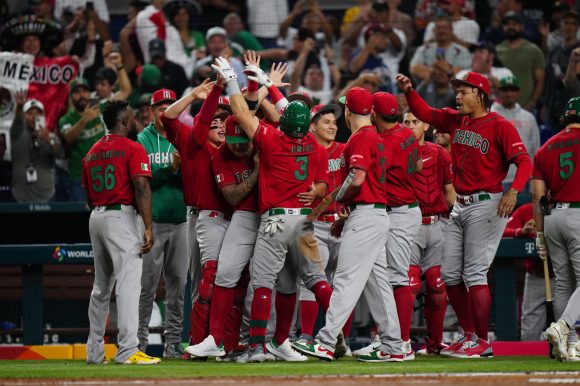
<box><xmin>280</xmin><ymin>101</ymin><xmax>311</xmax><ymax>138</ymax></box>
<box><xmin>560</xmin><ymin>96</ymin><xmax>580</xmax><ymax>126</ymax></box>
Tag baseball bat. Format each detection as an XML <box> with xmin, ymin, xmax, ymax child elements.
<box><xmin>543</xmin><ymin>257</ymin><xmax>555</xmax><ymax>359</ymax></box>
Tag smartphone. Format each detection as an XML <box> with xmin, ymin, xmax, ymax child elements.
<box><xmin>88</xmin><ymin>98</ymin><xmax>99</xmax><ymax>108</ymax></box>
<box><xmin>35</xmin><ymin>115</ymin><xmax>45</xmax><ymax>131</ymax></box>
<box><xmin>86</xmin><ymin>1</ymin><xmax>94</xmax><ymax>11</ymax></box>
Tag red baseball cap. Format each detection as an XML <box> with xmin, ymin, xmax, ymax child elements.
<box><xmin>151</xmin><ymin>88</ymin><xmax>176</xmax><ymax>106</ymax></box>
<box><xmin>310</xmin><ymin>103</ymin><xmax>342</xmax><ymax>120</ymax></box>
<box><xmin>225</xmin><ymin>115</ymin><xmax>250</xmax><ymax>144</ymax></box>
<box><xmin>450</xmin><ymin>71</ymin><xmax>490</xmax><ymax>95</ymax></box>
<box><xmin>372</xmin><ymin>92</ymin><xmax>398</xmax><ymax>116</ymax></box>
<box><xmin>340</xmin><ymin>87</ymin><xmax>373</xmax><ymax>115</ymax></box>
<box><xmin>217</xmin><ymin>95</ymin><xmax>232</xmax><ymax>113</ymax></box>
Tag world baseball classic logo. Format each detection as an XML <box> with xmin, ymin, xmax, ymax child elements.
<box><xmin>52</xmin><ymin>246</ymin><xmax>66</xmax><ymax>262</ymax></box>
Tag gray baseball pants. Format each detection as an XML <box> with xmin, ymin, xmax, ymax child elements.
<box><xmin>386</xmin><ymin>205</ymin><xmax>422</xmax><ymax>286</ymax></box>
<box><xmin>521</xmin><ymin>272</ymin><xmax>555</xmax><ymax>341</ymax></box>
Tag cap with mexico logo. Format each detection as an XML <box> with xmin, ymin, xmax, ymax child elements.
<box><xmin>450</xmin><ymin>71</ymin><xmax>490</xmax><ymax>95</ymax></box>
<box><xmin>225</xmin><ymin>115</ymin><xmax>250</xmax><ymax>144</ymax></box>
<box><xmin>150</xmin><ymin>88</ymin><xmax>176</xmax><ymax>106</ymax></box>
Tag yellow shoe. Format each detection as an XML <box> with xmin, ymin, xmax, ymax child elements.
<box><xmin>123</xmin><ymin>351</ymin><xmax>161</xmax><ymax>365</ymax></box>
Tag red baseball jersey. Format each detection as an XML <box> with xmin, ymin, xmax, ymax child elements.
<box><xmin>212</xmin><ymin>145</ymin><xmax>258</xmax><ymax>212</ymax></box>
<box><xmin>82</xmin><ymin>134</ymin><xmax>151</xmax><ymax>206</ymax></box>
<box><xmin>407</xmin><ymin>91</ymin><xmax>528</xmax><ymax>194</ymax></box>
<box><xmin>312</xmin><ymin>141</ymin><xmax>346</xmax><ymax>214</ymax></box>
<box><xmin>381</xmin><ymin>123</ymin><xmax>420</xmax><ymax>206</ymax></box>
<box><xmin>341</xmin><ymin>126</ymin><xmax>388</xmax><ymax>205</ymax></box>
<box><xmin>253</xmin><ymin>123</ymin><xmax>328</xmax><ymax>213</ymax></box>
<box><xmin>414</xmin><ymin>142</ymin><xmax>453</xmax><ymax>216</ymax></box>
<box><xmin>532</xmin><ymin>127</ymin><xmax>580</xmax><ymax>203</ymax></box>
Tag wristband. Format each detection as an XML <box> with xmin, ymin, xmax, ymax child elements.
<box><xmin>248</xmin><ymin>79</ymin><xmax>259</xmax><ymax>92</ymax></box>
<box><xmin>246</xmin><ymin>99</ymin><xmax>258</xmax><ymax>110</ymax></box>
<box><xmin>225</xmin><ymin>79</ymin><xmax>241</xmax><ymax>97</ymax></box>
<box><xmin>267</xmin><ymin>86</ymin><xmax>287</xmax><ymax>112</ymax></box>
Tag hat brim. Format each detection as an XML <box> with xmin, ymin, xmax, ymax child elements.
<box><xmin>225</xmin><ymin>135</ymin><xmax>250</xmax><ymax>144</ymax></box>
<box><xmin>312</xmin><ymin>104</ymin><xmax>342</xmax><ymax>120</ymax></box>
<box><xmin>151</xmin><ymin>98</ymin><xmax>176</xmax><ymax>106</ymax></box>
<box><xmin>450</xmin><ymin>78</ymin><xmax>487</xmax><ymax>95</ymax></box>
<box><xmin>288</xmin><ymin>94</ymin><xmax>313</xmax><ymax>109</ymax></box>
<box><xmin>338</xmin><ymin>96</ymin><xmax>346</xmax><ymax>104</ymax></box>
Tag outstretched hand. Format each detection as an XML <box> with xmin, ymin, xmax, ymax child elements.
<box><xmin>211</xmin><ymin>56</ymin><xmax>237</xmax><ymax>82</ymax></box>
<box><xmin>396</xmin><ymin>74</ymin><xmax>413</xmax><ymax>94</ymax></box>
<box><xmin>190</xmin><ymin>78</ymin><xmax>214</xmax><ymax>100</ymax></box>
<box><xmin>268</xmin><ymin>62</ymin><xmax>291</xmax><ymax>88</ymax></box>
<box><xmin>244</xmin><ymin>50</ymin><xmax>261</xmax><ymax>68</ymax></box>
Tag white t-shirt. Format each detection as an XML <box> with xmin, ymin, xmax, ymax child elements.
<box><xmin>455</xmin><ymin>67</ymin><xmax>513</xmax><ymax>82</ymax></box>
<box><xmin>297</xmin><ymin>85</ymin><xmax>333</xmax><ymax>105</ymax></box>
<box><xmin>423</xmin><ymin>17</ymin><xmax>480</xmax><ymax>45</ymax></box>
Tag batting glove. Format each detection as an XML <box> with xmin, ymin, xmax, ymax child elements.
<box><xmin>211</xmin><ymin>56</ymin><xmax>237</xmax><ymax>82</ymax></box>
<box><xmin>264</xmin><ymin>217</ymin><xmax>285</xmax><ymax>236</ymax></box>
<box><xmin>535</xmin><ymin>231</ymin><xmax>548</xmax><ymax>261</ymax></box>
<box><xmin>244</xmin><ymin>64</ymin><xmax>273</xmax><ymax>87</ymax></box>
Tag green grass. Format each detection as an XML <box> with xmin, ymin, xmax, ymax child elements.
<box><xmin>1</xmin><ymin>357</ymin><xmax>580</xmax><ymax>379</ymax></box>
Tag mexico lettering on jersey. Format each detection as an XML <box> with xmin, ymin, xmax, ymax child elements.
<box><xmin>532</xmin><ymin>127</ymin><xmax>580</xmax><ymax>203</ymax></box>
<box><xmin>253</xmin><ymin>123</ymin><xmax>328</xmax><ymax>213</ymax></box>
<box><xmin>212</xmin><ymin>145</ymin><xmax>258</xmax><ymax>212</ymax></box>
<box><xmin>312</xmin><ymin>141</ymin><xmax>346</xmax><ymax>214</ymax></box>
<box><xmin>381</xmin><ymin>123</ymin><xmax>420</xmax><ymax>206</ymax></box>
<box><xmin>406</xmin><ymin>91</ymin><xmax>527</xmax><ymax>194</ymax></box>
<box><xmin>413</xmin><ymin>142</ymin><xmax>453</xmax><ymax>216</ymax></box>
<box><xmin>341</xmin><ymin>125</ymin><xmax>388</xmax><ymax>205</ymax></box>
<box><xmin>82</xmin><ymin>134</ymin><xmax>151</xmax><ymax>206</ymax></box>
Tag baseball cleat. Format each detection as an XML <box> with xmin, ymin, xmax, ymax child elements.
<box><xmin>356</xmin><ymin>348</ymin><xmax>404</xmax><ymax>363</ymax></box>
<box><xmin>86</xmin><ymin>354</ymin><xmax>109</xmax><ymax>365</ymax></box>
<box><xmin>417</xmin><ymin>339</ymin><xmax>449</xmax><ymax>356</ymax></box>
<box><xmin>185</xmin><ymin>335</ymin><xmax>226</xmax><ymax>358</ymax></box>
<box><xmin>291</xmin><ymin>338</ymin><xmax>334</xmax><ymax>361</ymax></box>
<box><xmin>440</xmin><ymin>333</ymin><xmax>470</xmax><ymax>356</ymax></box>
<box><xmin>345</xmin><ymin>345</ymin><xmax>352</xmax><ymax>357</ymax></box>
<box><xmin>216</xmin><ymin>345</ymin><xmax>248</xmax><ymax>362</ymax></box>
<box><xmin>403</xmin><ymin>340</ymin><xmax>415</xmax><ymax>361</ymax></box>
<box><xmin>352</xmin><ymin>335</ymin><xmax>380</xmax><ymax>356</ymax></box>
<box><xmin>334</xmin><ymin>332</ymin><xmax>348</xmax><ymax>359</ymax></box>
<box><xmin>236</xmin><ymin>344</ymin><xmax>273</xmax><ymax>363</ymax></box>
<box><xmin>545</xmin><ymin>320</ymin><xmax>570</xmax><ymax>362</ymax></box>
<box><xmin>567</xmin><ymin>344</ymin><xmax>580</xmax><ymax>362</ymax></box>
<box><xmin>123</xmin><ymin>351</ymin><xmax>161</xmax><ymax>364</ymax></box>
<box><xmin>163</xmin><ymin>342</ymin><xmax>186</xmax><ymax>358</ymax></box>
<box><xmin>295</xmin><ymin>334</ymin><xmax>314</xmax><ymax>346</ymax></box>
<box><xmin>449</xmin><ymin>338</ymin><xmax>493</xmax><ymax>359</ymax></box>
<box><xmin>266</xmin><ymin>338</ymin><xmax>308</xmax><ymax>361</ymax></box>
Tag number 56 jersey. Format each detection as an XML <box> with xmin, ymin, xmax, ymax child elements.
<box><xmin>82</xmin><ymin>134</ymin><xmax>152</xmax><ymax>207</ymax></box>
<box><xmin>253</xmin><ymin>122</ymin><xmax>328</xmax><ymax>214</ymax></box>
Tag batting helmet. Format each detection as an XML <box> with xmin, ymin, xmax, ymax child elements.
<box><xmin>560</xmin><ymin>96</ymin><xmax>580</xmax><ymax>126</ymax></box>
<box><xmin>280</xmin><ymin>101</ymin><xmax>311</xmax><ymax>138</ymax></box>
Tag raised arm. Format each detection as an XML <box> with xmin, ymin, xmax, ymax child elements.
<box><xmin>221</xmin><ymin>169</ymin><xmax>259</xmax><ymax>206</ymax></box>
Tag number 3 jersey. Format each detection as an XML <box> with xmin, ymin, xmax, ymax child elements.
<box><xmin>532</xmin><ymin>127</ymin><xmax>580</xmax><ymax>202</ymax></box>
<box><xmin>253</xmin><ymin>122</ymin><xmax>328</xmax><ymax>213</ymax></box>
<box><xmin>82</xmin><ymin>134</ymin><xmax>152</xmax><ymax>207</ymax></box>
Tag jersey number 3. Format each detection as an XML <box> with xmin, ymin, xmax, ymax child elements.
<box><xmin>90</xmin><ymin>164</ymin><xmax>116</xmax><ymax>192</ymax></box>
<box><xmin>294</xmin><ymin>156</ymin><xmax>309</xmax><ymax>181</ymax></box>
<box><xmin>559</xmin><ymin>152</ymin><xmax>575</xmax><ymax>180</ymax></box>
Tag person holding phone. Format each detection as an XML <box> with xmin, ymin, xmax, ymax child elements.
<box><xmin>10</xmin><ymin>94</ymin><xmax>64</xmax><ymax>202</ymax></box>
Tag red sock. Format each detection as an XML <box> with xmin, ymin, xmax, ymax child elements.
<box><xmin>467</xmin><ymin>284</ymin><xmax>491</xmax><ymax>341</ymax></box>
<box><xmin>446</xmin><ymin>283</ymin><xmax>474</xmax><ymax>334</ymax></box>
<box><xmin>273</xmin><ymin>292</ymin><xmax>297</xmax><ymax>345</ymax></box>
<box><xmin>249</xmin><ymin>287</ymin><xmax>271</xmax><ymax>348</ymax></box>
<box><xmin>425</xmin><ymin>291</ymin><xmax>447</xmax><ymax>343</ymax></box>
<box><xmin>311</xmin><ymin>281</ymin><xmax>333</xmax><ymax>310</ymax></box>
<box><xmin>342</xmin><ymin>311</ymin><xmax>354</xmax><ymax>337</ymax></box>
<box><xmin>299</xmin><ymin>301</ymin><xmax>318</xmax><ymax>337</ymax></box>
<box><xmin>223</xmin><ymin>269</ymin><xmax>250</xmax><ymax>352</ymax></box>
<box><xmin>393</xmin><ymin>286</ymin><xmax>413</xmax><ymax>341</ymax></box>
<box><xmin>208</xmin><ymin>286</ymin><xmax>235</xmax><ymax>345</ymax></box>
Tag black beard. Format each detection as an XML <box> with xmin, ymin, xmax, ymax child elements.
<box><xmin>505</xmin><ymin>29</ymin><xmax>520</xmax><ymax>41</ymax></box>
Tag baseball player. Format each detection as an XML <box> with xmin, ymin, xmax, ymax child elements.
<box><xmin>213</xmin><ymin>56</ymin><xmax>329</xmax><ymax>362</ymax></box>
<box><xmin>404</xmin><ymin>110</ymin><xmax>456</xmax><ymax>355</ymax></box>
<box><xmin>136</xmin><ymin>89</ymin><xmax>189</xmax><ymax>358</ymax></box>
<box><xmin>160</xmin><ymin>77</ymin><xmax>233</xmax><ymax>348</ymax></box>
<box><xmin>295</xmin><ymin>103</ymin><xmax>355</xmax><ymax>350</ymax></box>
<box><xmin>373</xmin><ymin>92</ymin><xmax>422</xmax><ymax>360</ymax></box>
<box><xmin>83</xmin><ymin>100</ymin><xmax>160</xmax><ymax>365</ymax></box>
<box><xmin>397</xmin><ymin>71</ymin><xmax>532</xmax><ymax>358</ymax></box>
<box><xmin>534</xmin><ymin>96</ymin><xmax>580</xmax><ymax>362</ymax></box>
<box><xmin>293</xmin><ymin>87</ymin><xmax>404</xmax><ymax>362</ymax></box>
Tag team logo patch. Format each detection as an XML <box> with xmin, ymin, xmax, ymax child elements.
<box><xmin>216</xmin><ymin>174</ymin><xmax>224</xmax><ymax>183</ymax></box>
<box><xmin>141</xmin><ymin>163</ymin><xmax>149</xmax><ymax>171</ymax></box>
<box><xmin>52</xmin><ymin>246</ymin><xmax>66</xmax><ymax>263</ymax></box>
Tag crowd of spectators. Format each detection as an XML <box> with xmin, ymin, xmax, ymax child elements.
<box><xmin>0</xmin><ymin>0</ymin><xmax>578</xmax><ymax>203</ymax></box>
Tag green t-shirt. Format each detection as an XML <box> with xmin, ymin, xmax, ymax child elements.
<box><xmin>184</xmin><ymin>30</ymin><xmax>206</xmax><ymax>57</ymax></box>
<box><xmin>59</xmin><ymin>110</ymin><xmax>106</xmax><ymax>182</ymax></box>
<box><xmin>496</xmin><ymin>40</ymin><xmax>545</xmax><ymax>106</ymax></box>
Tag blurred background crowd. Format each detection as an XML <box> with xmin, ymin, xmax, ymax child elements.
<box><xmin>0</xmin><ymin>0</ymin><xmax>578</xmax><ymax>203</ymax></box>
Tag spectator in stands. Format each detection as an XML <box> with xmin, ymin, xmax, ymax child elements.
<box><xmin>279</xmin><ymin>1</ymin><xmax>334</xmax><ymax>49</ymax></box>
<box><xmin>136</xmin><ymin>0</ymin><xmax>194</xmax><ymax>77</ymax></box>
<box><xmin>386</xmin><ymin>0</ymin><xmax>415</xmax><ymax>45</ymax></box>
<box><xmin>422</xmin><ymin>0</ymin><xmax>480</xmax><ymax>47</ymax></box>
<box><xmin>119</xmin><ymin>2</ymin><xmax>147</xmax><ymax>74</ymax></box>
<box><xmin>194</xmin><ymin>27</ymin><xmax>247</xmax><ymax>89</ymax></box>
<box><xmin>337</xmin><ymin>72</ymin><xmax>381</xmax><ymax>101</ymax></box>
<box><xmin>59</xmin><ymin>78</ymin><xmax>105</xmax><ymax>201</ymax></box>
<box><xmin>410</xmin><ymin>16</ymin><xmax>472</xmax><ymax>81</ymax></box>
<box><xmin>543</xmin><ymin>12</ymin><xmax>580</xmax><ymax>131</ymax></box>
<box><xmin>223</xmin><ymin>12</ymin><xmax>264</xmax><ymax>57</ymax></box>
<box><xmin>349</xmin><ymin>23</ymin><xmax>399</xmax><ymax>92</ymax></box>
<box><xmin>414</xmin><ymin>0</ymin><xmax>476</xmax><ymax>32</ymax></box>
<box><xmin>165</xmin><ymin>0</ymin><xmax>206</xmax><ymax>60</ymax></box>
<box><xmin>197</xmin><ymin>0</ymin><xmax>241</xmax><ymax>30</ymax></box>
<box><xmin>55</xmin><ymin>0</ymin><xmax>110</xmax><ymax>24</ymax></box>
<box><xmin>29</xmin><ymin>0</ymin><xmax>56</xmax><ymax>21</ymax></box>
<box><xmin>490</xmin><ymin>76</ymin><xmax>539</xmax><ymax>192</ymax></box>
<box><xmin>416</xmin><ymin>59</ymin><xmax>456</xmax><ymax>109</ymax></box>
<box><xmin>502</xmin><ymin>203</ymin><xmax>554</xmax><ymax>341</ymax></box>
<box><xmin>562</xmin><ymin>47</ymin><xmax>580</xmax><ymax>108</ymax></box>
<box><xmin>10</xmin><ymin>95</ymin><xmax>64</xmax><ymax>203</ymax></box>
<box><xmin>484</xmin><ymin>0</ymin><xmax>541</xmax><ymax>46</ymax></box>
<box><xmin>92</xmin><ymin>52</ymin><xmax>132</xmax><ymax>102</ymax></box>
<box><xmin>135</xmin><ymin>93</ymin><xmax>153</xmax><ymax>133</ymax></box>
<box><xmin>455</xmin><ymin>42</ymin><xmax>514</xmax><ymax>101</ymax></box>
<box><xmin>149</xmin><ymin>38</ymin><xmax>189</xmax><ymax>99</ymax></box>
<box><xmin>496</xmin><ymin>12</ymin><xmax>545</xmax><ymax>112</ymax></box>
<box><xmin>246</xmin><ymin>0</ymin><xmax>287</xmax><ymax>49</ymax></box>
